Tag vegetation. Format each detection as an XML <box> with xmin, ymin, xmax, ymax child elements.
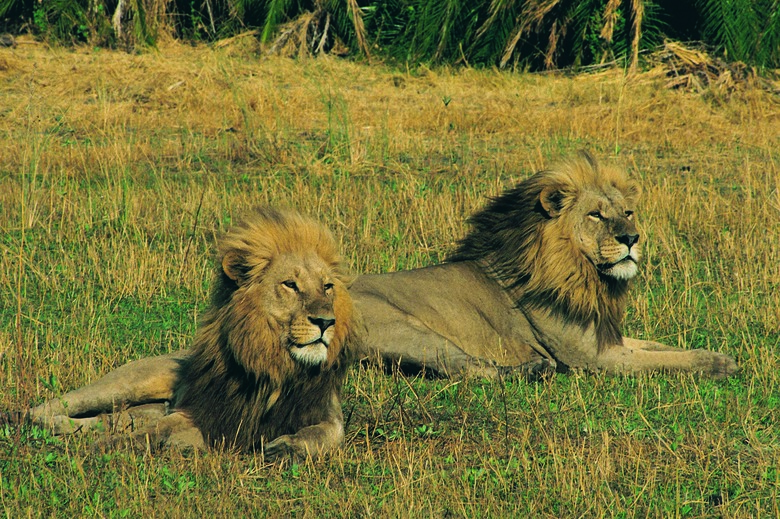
<box><xmin>0</xmin><ymin>40</ymin><xmax>778</xmax><ymax>516</ymax></box>
<box><xmin>697</xmin><ymin>0</ymin><xmax>780</xmax><ymax>69</ymax></box>
<box><xmin>1</xmin><ymin>0</ymin><xmax>780</xmax><ymax>68</ymax></box>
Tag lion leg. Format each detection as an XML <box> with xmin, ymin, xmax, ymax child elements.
<box><xmin>264</xmin><ymin>421</ymin><xmax>344</xmax><ymax>460</ymax></box>
<box><xmin>139</xmin><ymin>411</ymin><xmax>205</xmax><ymax>452</ymax></box>
<box><xmin>597</xmin><ymin>340</ymin><xmax>738</xmax><ymax>378</ymax></box>
<box><xmin>622</xmin><ymin>337</ymin><xmax>687</xmax><ymax>352</ymax></box>
<box><xmin>263</xmin><ymin>394</ymin><xmax>345</xmax><ymax>460</ymax></box>
<box><xmin>30</xmin><ymin>350</ymin><xmax>189</xmax><ymax>433</ymax></box>
<box><xmin>391</xmin><ymin>346</ymin><xmax>509</xmax><ymax>378</ymax></box>
<box><xmin>95</xmin><ymin>410</ymin><xmax>205</xmax><ymax>453</ymax></box>
<box><xmin>39</xmin><ymin>403</ymin><xmax>169</xmax><ymax>435</ymax></box>
<box><xmin>372</xmin><ymin>341</ymin><xmax>551</xmax><ymax>380</ymax></box>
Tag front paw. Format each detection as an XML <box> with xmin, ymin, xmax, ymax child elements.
<box><xmin>33</xmin><ymin>412</ymin><xmax>103</xmax><ymax>435</ymax></box>
<box><xmin>693</xmin><ymin>350</ymin><xmax>739</xmax><ymax>379</ymax></box>
<box><xmin>264</xmin><ymin>435</ymin><xmax>296</xmax><ymax>460</ymax></box>
<box><xmin>28</xmin><ymin>400</ymin><xmax>68</xmax><ymax>431</ymax></box>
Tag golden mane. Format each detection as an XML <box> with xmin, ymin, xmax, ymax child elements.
<box><xmin>211</xmin><ymin>207</ymin><xmax>349</xmax><ymax>308</ymax></box>
<box><xmin>174</xmin><ymin>207</ymin><xmax>358</xmax><ymax>451</ymax></box>
<box><xmin>449</xmin><ymin>153</ymin><xmax>640</xmax><ymax>349</ymax></box>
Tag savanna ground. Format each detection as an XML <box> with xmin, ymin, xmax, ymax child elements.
<box><xmin>0</xmin><ymin>35</ymin><xmax>778</xmax><ymax>517</ymax></box>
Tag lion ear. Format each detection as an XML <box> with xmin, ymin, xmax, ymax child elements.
<box><xmin>539</xmin><ymin>185</ymin><xmax>568</xmax><ymax>217</ymax></box>
<box><xmin>621</xmin><ymin>179</ymin><xmax>641</xmax><ymax>203</ymax></box>
<box><xmin>222</xmin><ymin>249</ymin><xmax>249</xmax><ymax>282</ymax></box>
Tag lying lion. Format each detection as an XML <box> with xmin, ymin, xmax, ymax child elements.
<box><xmin>31</xmin><ymin>207</ymin><xmax>363</xmax><ymax>458</ymax></box>
<box><xmin>352</xmin><ymin>153</ymin><xmax>737</xmax><ymax>378</ymax></box>
<box><xmin>30</xmin><ymin>154</ymin><xmax>737</xmax><ymax>445</ymax></box>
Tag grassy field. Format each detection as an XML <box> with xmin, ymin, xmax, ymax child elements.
<box><xmin>1</xmin><ymin>37</ymin><xmax>778</xmax><ymax>517</ymax></box>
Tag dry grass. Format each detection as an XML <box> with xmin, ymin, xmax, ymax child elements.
<box><xmin>0</xmin><ymin>38</ymin><xmax>778</xmax><ymax>517</ymax></box>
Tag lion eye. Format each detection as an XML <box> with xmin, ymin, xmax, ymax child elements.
<box><xmin>588</xmin><ymin>211</ymin><xmax>604</xmax><ymax>221</ymax></box>
<box><xmin>625</xmin><ymin>210</ymin><xmax>634</xmax><ymax>220</ymax></box>
<box><xmin>282</xmin><ymin>280</ymin><xmax>299</xmax><ymax>292</ymax></box>
<box><xmin>324</xmin><ymin>282</ymin><xmax>334</xmax><ymax>293</ymax></box>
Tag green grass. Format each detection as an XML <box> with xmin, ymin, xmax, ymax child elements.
<box><xmin>3</xmin><ymin>372</ymin><xmax>776</xmax><ymax>516</ymax></box>
<box><xmin>0</xmin><ymin>40</ymin><xmax>778</xmax><ymax>517</ymax></box>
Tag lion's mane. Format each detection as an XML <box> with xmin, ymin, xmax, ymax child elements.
<box><xmin>449</xmin><ymin>154</ymin><xmax>640</xmax><ymax>350</ymax></box>
<box><xmin>174</xmin><ymin>207</ymin><xmax>358</xmax><ymax>451</ymax></box>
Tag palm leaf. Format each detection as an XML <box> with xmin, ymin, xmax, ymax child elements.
<box><xmin>697</xmin><ymin>0</ymin><xmax>761</xmax><ymax>62</ymax></box>
<box><xmin>0</xmin><ymin>0</ymin><xmax>20</xmax><ymax>18</ymax></box>
<box><xmin>260</xmin><ymin>0</ymin><xmax>294</xmax><ymax>43</ymax></box>
<box><xmin>346</xmin><ymin>0</ymin><xmax>370</xmax><ymax>57</ymax></box>
<box><xmin>756</xmin><ymin>0</ymin><xmax>780</xmax><ymax>66</ymax></box>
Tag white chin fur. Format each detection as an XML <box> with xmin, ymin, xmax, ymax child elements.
<box><xmin>605</xmin><ymin>260</ymin><xmax>638</xmax><ymax>280</ymax></box>
<box><xmin>290</xmin><ymin>343</ymin><xmax>328</xmax><ymax>366</ymax></box>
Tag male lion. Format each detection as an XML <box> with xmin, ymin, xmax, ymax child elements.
<box><xmin>351</xmin><ymin>153</ymin><xmax>737</xmax><ymax>378</ymax></box>
<box><xmin>31</xmin><ymin>207</ymin><xmax>362</xmax><ymax>458</ymax></box>
<box><xmin>29</xmin><ymin>154</ymin><xmax>737</xmax><ymax>440</ymax></box>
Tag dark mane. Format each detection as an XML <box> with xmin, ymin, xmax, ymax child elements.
<box><xmin>174</xmin><ymin>207</ymin><xmax>357</xmax><ymax>451</ymax></box>
<box><xmin>448</xmin><ymin>154</ymin><xmax>639</xmax><ymax>350</ymax></box>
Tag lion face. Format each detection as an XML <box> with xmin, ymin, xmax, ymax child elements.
<box><xmin>536</xmin><ymin>162</ymin><xmax>642</xmax><ymax>283</ymax></box>
<box><xmin>214</xmin><ymin>207</ymin><xmax>354</xmax><ymax>377</ymax></box>
<box><xmin>569</xmin><ymin>187</ymin><xmax>641</xmax><ymax>281</ymax></box>
<box><xmin>261</xmin><ymin>251</ymin><xmax>339</xmax><ymax>366</ymax></box>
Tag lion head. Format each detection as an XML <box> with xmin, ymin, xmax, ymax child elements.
<box><xmin>175</xmin><ymin>207</ymin><xmax>360</xmax><ymax>451</ymax></box>
<box><xmin>449</xmin><ymin>153</ymin><xmax>641</xmax><ymax>349</ymax></box>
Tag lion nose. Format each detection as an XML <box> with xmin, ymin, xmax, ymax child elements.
<box><xmin>310</xmin><ymin>316</ymin><xmax>335</xmax><ymax>334</ymax></box>
<box><xmin>616</xmin><ymin>233</ymin><xmax>640</xmax><ymax>248</ymax></box>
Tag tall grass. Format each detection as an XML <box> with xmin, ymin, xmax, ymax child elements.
<box><xmin>0</xmin><ymin>40</ymin><xmax>778</xmax><ymax>516</ymax></box>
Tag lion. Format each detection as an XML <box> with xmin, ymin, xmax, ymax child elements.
<box><xmin>29</xmin><ymin>154</ymin><xmax>737</xmax><ymax>439</ymax></box>
<box><xmin>30</xmin><ymin>207</ymin><xmax>363</xmax><ymax>459</ymax></box>
<box><xmin>350</xmin><ymin>153</ymin><xmax>737</xmax><ymax>378</ymax></box>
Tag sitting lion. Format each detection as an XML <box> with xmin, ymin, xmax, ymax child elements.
<box><xmin>31</xmin><ymin>207</ymin><xmax>363</xmax><ymax>458</ymax></box>
<box><xmin>29</xmin><ymin>154</ymin><xmax>737</xmax><ymax>444</ymax></box>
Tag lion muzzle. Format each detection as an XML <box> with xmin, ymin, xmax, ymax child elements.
<box><xmin>288</xmin><ymin>315</ymin><xmax>336</xmax><ymax>365</ymax></box>
<box><xmin>616</xmin><ymin>233</ymin><xmax>639</xmax><ymax>248</ymax></box>
<box><xmin>309</xmin><ymin>316</ymin><xmax>335</xmax><ymax>335</ymax></box>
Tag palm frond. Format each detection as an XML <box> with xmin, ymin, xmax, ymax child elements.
<box><xmin>697</xmin><ymin>0</ymin><xmax>761</xmax><ymax>62</ymax></box>
<box><xmin>0</xmin><ymin>0</ymin><xmax>20</xmax><ymax>19</ymax></box>
<box><xmin>629</xmin><ymin>0</ymin><xmax>644</xmax><ymax>70</ymax></box>
<box><xmin>345</xmin><ymin>0</ymin><xmax>370</xmax><ymax>57</ymax></box>
<box><xmin>260</xmin><ymin>0</ymin><xmax>293</xmax><ymax>43</ymax></box>
<box><xmin>600</xmin><ymin>0</ymin><xmax>621</xmax><ymax>42</ymax></box>
<box><xmin>475</xmin><ymin>0</ymin><xmax>522</xmax><ymax>40</ymax></box>
<box><xmin>756</xmin><ymin>0</ymin><xmax>780</xmax><ymax>66</ymax></box>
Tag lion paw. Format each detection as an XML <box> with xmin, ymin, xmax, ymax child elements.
<box><xmin>264</xmin><ymin>434</ymin><xmax>325</xmax><ymax>461</ymax></box>
<box><xmin>692</xmin><ymin>350</ymin><xmax>739</xmax><ymax>379</ymax></box>
<box><xmin>31</xmin><ymin>412</ymin><xmax>103</xmax><ymax>435</ymax></box>
<box><xmin>497</xmin><ymin>358</ymin><xmax>556</xmax><ymax>382</ymax></box>
<box><xmin>264</xmin><ymin>435</ymin><xmax>297</xmax><ymax>460</ymax></box>
<box><xmin>28</xmin><ymin>400</ymin><xmax>69</xmax><ymax>432</ymax></box>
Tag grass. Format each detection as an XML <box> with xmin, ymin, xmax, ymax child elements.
<box><xmin>1</xmin><ymin>37</ymin><xmax>779</xmax><ymax>517</ymax></box>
